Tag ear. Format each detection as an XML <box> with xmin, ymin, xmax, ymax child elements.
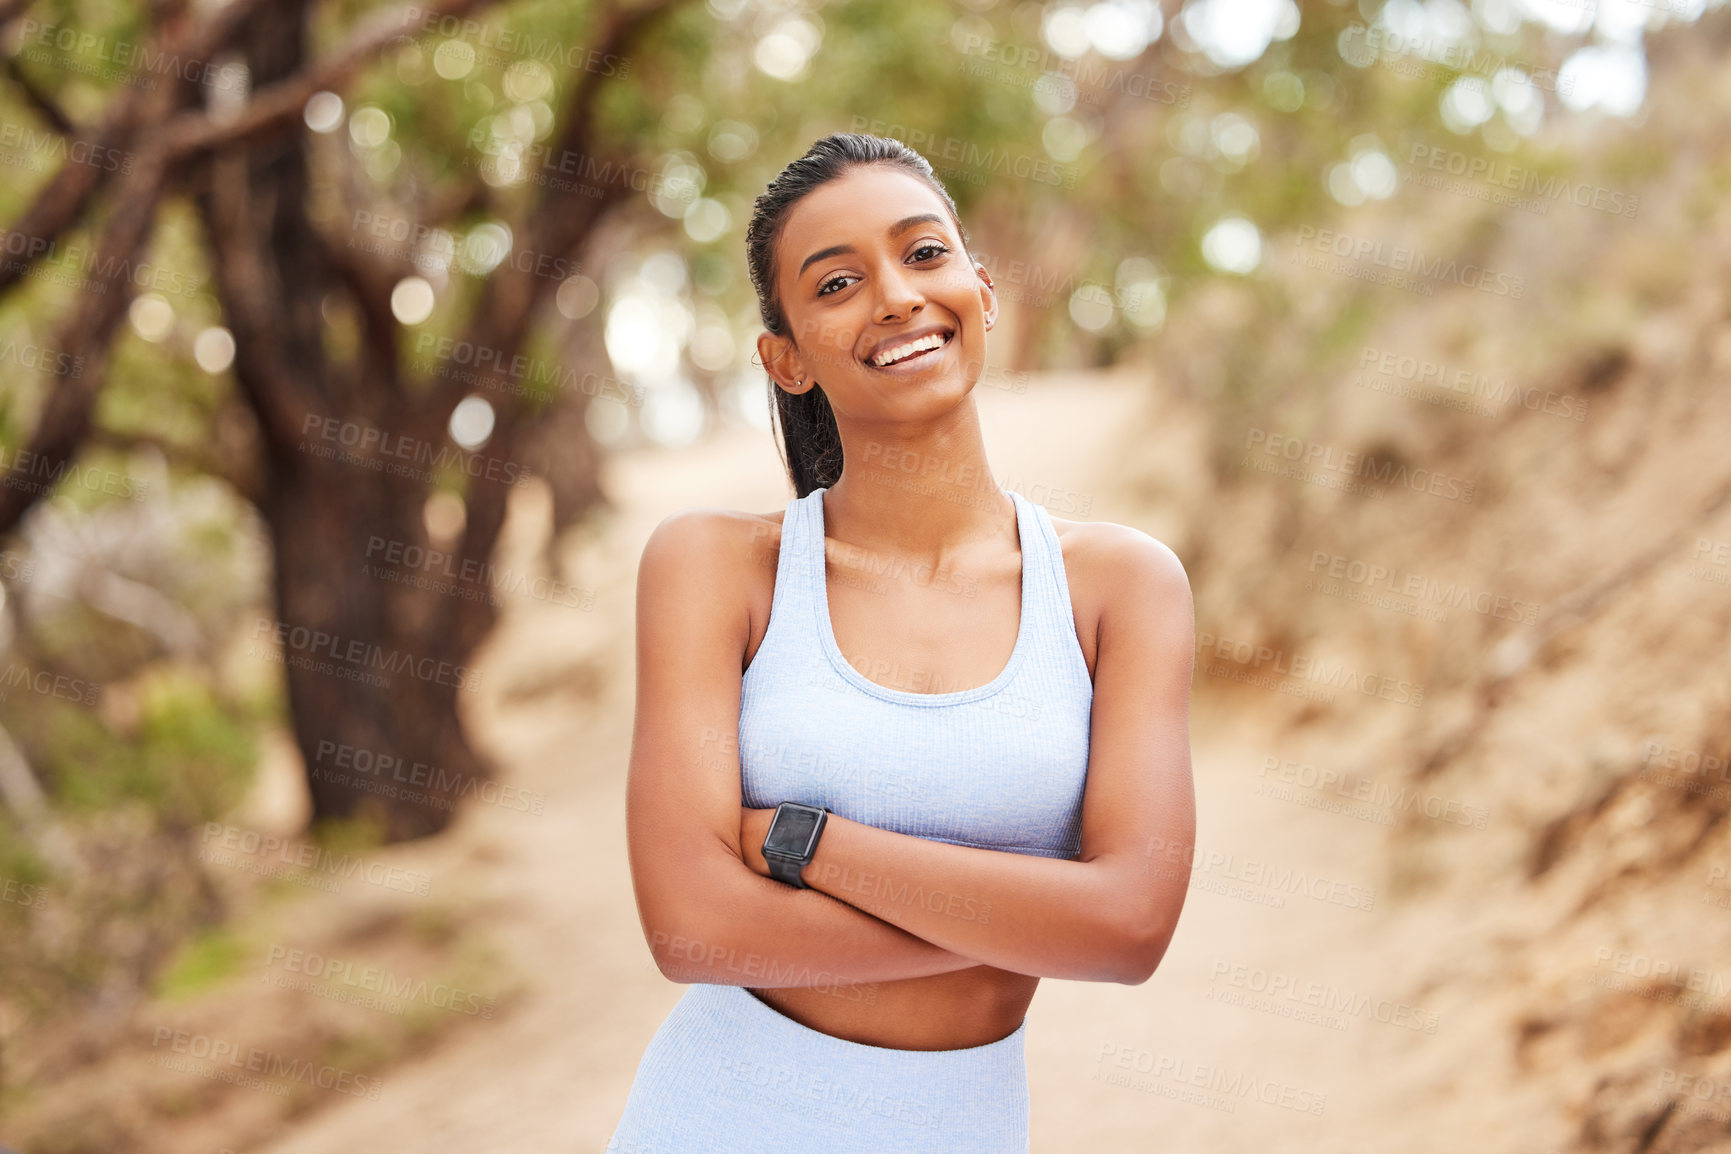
<box><xmin>757</xmin><ymin>331</ymin><xmax>815</xmax><ymax>396</ymax></box>
<box><xmin>974</xmin><ymin>260</ymin><xmax>998</xmax><ymax>332</ymax></box>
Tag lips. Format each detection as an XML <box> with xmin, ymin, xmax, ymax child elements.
<box><xmin>865</xmin><ymin>326</ymin><xmax>955</xmax><ymax>370</ymax></box>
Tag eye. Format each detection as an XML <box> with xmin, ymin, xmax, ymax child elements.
<box><xmin>911</xmin><ymin>243</ymin><xmax>949</xmax><ymax>263</ymax></box>
<box><xmin>817</xmin><ymin>273</ymin><xmax>856</xmax><ymax>297</ymax></box>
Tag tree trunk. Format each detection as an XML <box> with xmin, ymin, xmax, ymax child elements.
<box><xmin>201</xmin><ymin>0</ymin><xmax>542</xmax><ymax>840</ymax></box>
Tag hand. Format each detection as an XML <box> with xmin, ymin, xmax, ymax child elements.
<box><xmin>740</xmin><ymin>806</ymin><xmax>776</xmax><ymax>878</ymax></box>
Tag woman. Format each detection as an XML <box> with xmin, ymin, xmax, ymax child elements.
<box><xmin>610</xmin><ymin>132</ymin><xmax>1196</xmax><ymax>1152</ymax></box>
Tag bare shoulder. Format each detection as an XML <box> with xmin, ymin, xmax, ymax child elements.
<box><xmin>636</xmin><ymin>505</ymin><xmax>791</xmax><ymax>652</ymax></box>
<box><xmin>1048</xmin><ymin>516</ymin><xmax>1191</xmax><ymax>606</ymax></box>
<box><xmin>638</xmin><ymin>505</ymin><xmax>788</xmax><ymax>575</ymax></box>
<box><xmin>1050</xmin><ymin>517</ymin><xmax>1193</xmax><ymax>688</ymax></box>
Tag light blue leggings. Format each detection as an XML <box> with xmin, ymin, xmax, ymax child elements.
<box><xmin>606</xmin><ymin>982</ymin><xmax>1030</xmax><ymax>1153</ymax></box>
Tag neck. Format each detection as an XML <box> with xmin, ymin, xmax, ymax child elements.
<box><xmin>820</xmin><ymin>400</ymin><xmax>1013</xmax><ymax>564</ymax></box>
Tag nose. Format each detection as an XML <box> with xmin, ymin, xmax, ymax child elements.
<box><xmin>872</xmin><ymin>258</ymin><xmax>924</xmax><ymax>324</ymax></box>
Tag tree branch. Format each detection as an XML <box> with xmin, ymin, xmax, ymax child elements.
<box><xmin>4</xmin><ymin>53</ymin><xmax>75</xmax><ymax>135</ymax></box>
<box><xmin>0</xmin><ymin>0</ymin><xmax>260</xmax><ymax>298</ymax></box>
<box><xmin>449</xmin><ymin>0</ymin><xmax>681</xmax><ymax>405</ymax></box>
<box><xmin>420</xmin><ymin>0</ymin><xmax>680</xmax><ymax>659</ymax></box>
<box><xmin>0</xmin><ymin>152</ymin><xmax>171</xmax><ymax>533</ymax></box>
<box><xmin>162</xmin><ymin>0</ymin><xmax>498</xmax><ymax>156</ymax></box>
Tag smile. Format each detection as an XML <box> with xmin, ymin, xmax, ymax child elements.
<box><xmin>867</xmin><ymin>328</ymin><xmax>954</xmax><ymax>369</ymax></box>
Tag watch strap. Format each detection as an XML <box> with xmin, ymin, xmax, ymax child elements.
<box><xmin>765</xmin><ymin>852</ymin><xmax>809</xmax><ymax>888</ymax></box>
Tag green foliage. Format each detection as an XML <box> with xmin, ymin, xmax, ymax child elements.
<box><xmin>151</xmin><ymin>925</ymin><xmax>249</xmax><ymax>1000</ymax></box>
<box><xmin>37</xmin><ymin>667</ymin><xmax>259</xmax><ymax>824</ymax></box>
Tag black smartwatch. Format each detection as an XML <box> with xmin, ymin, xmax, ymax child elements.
<box><xmin>762</xmin><ymin>802</ymin><xmax>828</xmax><ymax>888</ymax></box>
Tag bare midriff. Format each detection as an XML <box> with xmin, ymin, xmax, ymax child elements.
<box><xmin>748</xmin><ymin>966</ymin><xmax>1037</xmax><ymax>1051</ymax></box>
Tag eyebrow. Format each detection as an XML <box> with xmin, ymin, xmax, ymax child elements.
<box><xmin>797</xmin><ymin>213</ymin><xmax>948</xmax><ymax>277</ymax></box>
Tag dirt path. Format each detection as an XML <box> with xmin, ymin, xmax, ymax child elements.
<box><xmin>250</xmin><ymin>372</ymin><xmax>1540</xmax><ymax>1153</ymax></box>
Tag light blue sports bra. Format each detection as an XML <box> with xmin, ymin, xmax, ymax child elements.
<box><xmin>738</xmin><ymin>485</ymin><xmax>1093</xmax><ymax>859</ymax></box>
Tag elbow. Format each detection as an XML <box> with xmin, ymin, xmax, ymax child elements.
<box><xmin>643</xmin><ymin>913</ymin><xmax>735</xmax><ymax>984</ymax></box>
<box><xmin>647</xmin><ymin>929</ymin><xmax>694</xmax><ymax>983</ymax></box>
<box><xmin>1105</xmin><ymin>903</ymin><xmax>1178</xmax><ymax>986</ymax></box>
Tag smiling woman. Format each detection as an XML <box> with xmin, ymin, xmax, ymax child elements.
<box><xmin>610</xmin><ymin>134</ymin><xmax>1197</xmax><ymax>1153</ymax></box>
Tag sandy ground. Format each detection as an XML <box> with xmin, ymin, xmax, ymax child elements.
<box><xmin>241</xmin><ymin>371</ymin><xmax>1572</xmax><ymax>1154</ymax></box>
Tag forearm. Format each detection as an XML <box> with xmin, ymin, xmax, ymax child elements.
<box><xmin>645</xmin><ymin>845</ymin><xmax>988</xmax><ymax>990</ymax></box>
<box><xmin>753</xmin><ymin>811</ymin><xmax>1172</xmax><ymax>983</ymax></box>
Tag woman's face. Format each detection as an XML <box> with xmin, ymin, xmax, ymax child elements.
<box><xmin>757</xmin><ymin>164</ymin><xmax>996</xmax><ymax>425</ymax></box>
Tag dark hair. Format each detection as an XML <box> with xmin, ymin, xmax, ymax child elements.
<box><xmin>745</xmin><ymin>133</ymin><xmax>970</xmax><ymax>497</ymax></box>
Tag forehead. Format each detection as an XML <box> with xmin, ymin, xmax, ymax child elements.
<box><xmin>777</xmin><ymin>164</ymin><xmax>956</xmax><ymax>269</ymax></box>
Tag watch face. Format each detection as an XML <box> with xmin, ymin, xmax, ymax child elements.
<box><xmin>765</xmin><ymin>806</ymin><xmax>821</xmax><ymax>857</ymax></box>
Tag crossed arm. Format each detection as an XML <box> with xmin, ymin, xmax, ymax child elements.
<box><xmin>624</xmin><ymin>509</ymin><xmax>1196</xmax><ymax>991</ymax></box>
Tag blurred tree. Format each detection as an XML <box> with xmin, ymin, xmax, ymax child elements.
<box><xmin>0</xmin><ymin>0</ymin><xmax>679</xmax><ymax>840</ymax></box>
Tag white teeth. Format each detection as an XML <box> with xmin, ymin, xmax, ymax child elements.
<box><xmin>871</xmin><ymin>332</ymin><xmax>948</xmax><ymax>367</ymax></box>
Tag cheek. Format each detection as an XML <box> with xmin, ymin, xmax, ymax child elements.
<box><xmin>811</xmin><ymin>313</ymin><xmax>867</xmax><ymax>375</ymax></box>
